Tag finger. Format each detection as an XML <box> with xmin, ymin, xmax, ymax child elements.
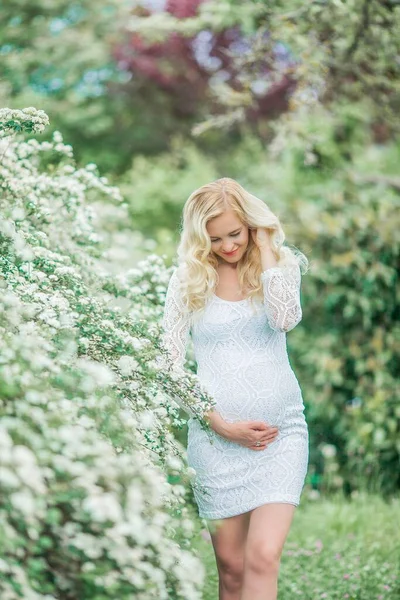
<box><xmin>259</xmin><ymin>433</ymin><xmax>278</xmax><ymax>443</ymax></box>
<box><xmin>250</xmin><ymin>421</ymin><xmax>268</xmax><ymax>430</ymax></box>
<box><xmin>251</xmin><ymin>438</ymin><xmax>269</xmax><ymax>447</ymax></box>
<box><xmin>256</xmin><ymin>429</ymin><xmax>277</xmax><ymax>440</ymax></box>
<box><xmin>251</xmin><ymin>443</ymin><xmax>268</xmax><ymax>451</ymax></box>
<box><xmin>262</xmin><ymin>429</ymin><xmax>279</xmax><ymax>439</ymax></box>
<box><xmin>264</xmin><ymin>428</ymin><xmax>279</xmax><ymax>437</ymax></box>
<box><xmin>249</xmin><ymin>422</ymin><xmax>268</xmax><ymax>430</ymax></box>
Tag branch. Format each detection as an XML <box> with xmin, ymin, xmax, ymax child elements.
<box><xmin>344</xmin><ymin>0</ymin><xmax>373</xmax><ymax>61</ymax></box>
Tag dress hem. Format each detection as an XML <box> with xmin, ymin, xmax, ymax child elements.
<box><xmin>198</xmin><ymin>494</ymin><xmax>301</xmax><ymax>521</ymax></box>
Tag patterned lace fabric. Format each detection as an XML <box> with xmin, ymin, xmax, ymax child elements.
<box><xmin>161</xmin><ymin>264</ymin><xmax>309</xmax><ymax>519</ymax></box>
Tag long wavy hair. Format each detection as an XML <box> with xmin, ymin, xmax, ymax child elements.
<box><xmin>174</xmin><ymin>178</ymin><xmax>309</xmax><ymax>320</ymax></box>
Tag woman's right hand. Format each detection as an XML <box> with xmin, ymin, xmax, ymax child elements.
<box><xmin>223</xmin><ymin>420</ymin><xmax>279</xmax><ymax>450</ymax></box>
<box><xmin>206</xmin><ymin>411</ymin><xmax>279</xmax><ymax>451</ymax></box>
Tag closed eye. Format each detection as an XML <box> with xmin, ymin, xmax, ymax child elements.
<box><xmin>211</xmin><ymin>231</ymin><xmax>241</xmax><ymax>242</ymax></box>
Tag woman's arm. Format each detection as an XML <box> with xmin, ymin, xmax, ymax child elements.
<box><xmin>252</xmin><ymin>230</ymin><xmax>303</xmax><ymax>333</ymax></box>
<box><xmin>160</xmin><ymin>268</ymin><xmax>215</xmax><ymax>420</ymax></box>
<box><xmin>260</xmin><ymin>263</ymin><xmax>302</xmax><ymax>332</ymax></box>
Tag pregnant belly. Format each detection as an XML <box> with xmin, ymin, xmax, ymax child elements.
<box><xmin>202</xmin><ymin>362</ymin><xmax>304</xmax><ymax>428</ymax></box>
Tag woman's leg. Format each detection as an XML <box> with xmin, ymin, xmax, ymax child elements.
<box><xmin>208</xmin><ymin>511</ymin><xmax>251</xmax><ymax>600</ymax></box>
<box><xmin>241</xmin><ymin>503</ymin><xmax>296</xmax><ymax>600</ymax></box>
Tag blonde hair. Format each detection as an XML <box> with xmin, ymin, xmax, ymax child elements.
<box><xmin>174</xmin><ymin>177</ymin><xmax>308</xmax><ymax>319</ymax></box>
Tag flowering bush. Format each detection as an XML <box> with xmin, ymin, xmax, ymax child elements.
<box><xmin>0</xmin><ymin>108</ymin><xmax>214</xmax><ymax>599</ymax></box>
<box><xmin>0</xmin><ymin>107</ymin><xmax>50</xmax><ymax>137</ymax></box>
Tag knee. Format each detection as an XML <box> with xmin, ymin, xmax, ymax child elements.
<box><xmin>245</xmin><ymin>544</ymin><xmax>281</xmax><ymax>576</ymax></box>
<box><xmin>217</xmin><ymin>555</ymin><xmax>244</xmax><ymax>592</ymax></box>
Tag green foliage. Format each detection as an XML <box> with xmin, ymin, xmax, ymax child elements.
<box><xmin>0</xmin><ymin>1</ymin><xmax>169</xmax><ymax>173</ymax></box>
<box><xmin>120</xmin><ymin>138</ymin><xmax>218</xmax><ymax>248</ymax></box>
<box><xmin>263</xmin><ymin>108</ymin><xmax>400</xmax><ymax>497</ymax></box>
<box><xmin>3</xmin><ymin>1</ymin><xmax>400</xmax><ymax>174</ymax></box>
<box><xmin>0</xmin><ymin>1</ymin><xmax>222</xmax><ymax>173</ymax></box>
<box><xmin>133</xmin><ymin>0</ymin><xmax>400</xmax><ymax>139</ymax></box>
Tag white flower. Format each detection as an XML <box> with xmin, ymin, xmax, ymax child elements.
<box><xmin>138</xmin><ymin>411</ymin><xmax>156</xmax><ymax>429</ymax></box>
<box><xmin>52</xmin><ymin>131</ymin><xmax>63</xmax><ymax>143</ymax></box>
<box><xmin>13</xmin><ymin>446</ymin><xmax>46</xmax><ymax>493</ymax></box>
<box><xmin>69</xmin><ymin>533</ymin><xmax>103</xmax><ymax>559</ymax></box>
<box><xmin>0</xmin><ymin>219</ymin><xmax>16</xmax><ymax>236</ymax></box>
<box><xmin>307</xmin><ymin>489</ymin><xmax>321</xmax><ymax>500</ymax></box>
<box><xmin>11</xmin><ymin>491</ymin><xmax>36</xmax><ymax>517</ymax></box>
<box><xmin>166</xmin><ymin>455</ymin><xmax>182</xmax><ymax>470</ymax></box>
<box><xmin>83</xmin><ymin>492</ymin><xmax>123</xmax><ymax>523</ymax></box>
<box><xmin>76</xmin><ymin>358</ymin><xmax>116</xmax><ymax>388</ymax></box>
<box><xmin>11</xmin><ymin>207</ymin><xmax>25</xmax><ymax>220</ymax></box>
<box><xmin>0</xmin><ymin>468</ymin><xmax>20</xmax><ymax>488</ymax></box>
<box><xmin>131</xmin><ymin>336</ymin><xmax>146</xmax><ymax>351</ymax></box>
<box><xmin>117</xmin><ymin>355</ymin><xmax>139</xmax><ymax>376</ymax></box>
<box><xmin>321</xmin><ymin>443</ymin><xmax>337</xmax><ymax>458</ymax></box>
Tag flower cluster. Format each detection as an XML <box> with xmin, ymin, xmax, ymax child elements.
<box><xmin>0</xmin><ymin>107</ymin><xmax>50</xmax><ymax>137</ymax></box>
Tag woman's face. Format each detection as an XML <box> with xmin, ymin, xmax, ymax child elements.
<box><xmin>206</xmin><ymin>210</ymin><xmax>249</xmax><ymax>265</ymax></box>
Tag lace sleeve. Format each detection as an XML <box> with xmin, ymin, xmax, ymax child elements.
<box><xmin>160</xmin><ymin>268</ymin><xmax>214</xmax><ymax>420</ymax></box>
<box><xmin>161</xmin><ymin>269</ymin><xmax>191</xmax><ymax>370</ymax></box>
<box><xmin>260</xmin><ymin>263</ymin><xmax>302</xmax><ymax>333</ymax></box>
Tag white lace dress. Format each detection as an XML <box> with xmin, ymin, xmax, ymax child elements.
<box><xmin>161</xmin><ymin>264</ymin><xmax>309</xmax><ymax>520</ymax></box>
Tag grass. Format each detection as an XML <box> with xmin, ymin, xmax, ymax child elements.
<box><xmin>192</xmin><ymin>492</ymin><xmax>400</xmax><ymax>600</ymax></box>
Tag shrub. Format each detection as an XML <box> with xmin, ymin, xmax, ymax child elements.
<box><xmin>0</xmin><ymin>108</ymin><xmax>214</xmax><ymax>600</ymax></box>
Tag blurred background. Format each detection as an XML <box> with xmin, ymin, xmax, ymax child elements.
<box><xmin>1</xmin><ymin>1</ymin><xmax>399</xmax><ymax>597</ymax></box>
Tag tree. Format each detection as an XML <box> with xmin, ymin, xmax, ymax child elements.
<box><xmin>115</xmin><ymin>0</ymin><xmax>293</xmax><ymax>127</ymax></box>
<box><xmin>129</xmin><ymin>0</ymin><xmax>400</xmax><ymax>139</ymax></box>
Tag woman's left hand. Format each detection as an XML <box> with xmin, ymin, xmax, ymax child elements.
<box><xmin>251</xmin><ymin>227</ymin><xmax>273</xmax><ymax>250</ymax></box>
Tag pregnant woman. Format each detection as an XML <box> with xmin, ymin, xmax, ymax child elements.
<box><xmin>161</xmin><ymin>178</ymin><xmax>309</xmax><ymax>600</ymax></box>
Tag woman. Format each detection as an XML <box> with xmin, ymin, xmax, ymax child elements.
<box><xmin>161</xmin><ymin>178</ymin><xmax>309</xmax><ymax>600</ymax></box>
